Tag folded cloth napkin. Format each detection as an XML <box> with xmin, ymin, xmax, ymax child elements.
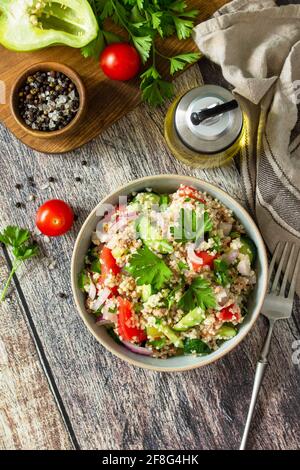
<box><xmin>193</xmin><ymin>0</ymin><xmax>300</xmax><ymax>295</ymax></box>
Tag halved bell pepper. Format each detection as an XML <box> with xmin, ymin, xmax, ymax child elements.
<box><xmin>0</xmin><ymin>0</ymin><xmax>98</xmax><ymax>51</ymax></box>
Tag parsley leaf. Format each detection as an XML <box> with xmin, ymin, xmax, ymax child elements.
<box><xmin>0</xmin><ymin>226</ymin><xmax>38</xmax><ymax>301</ymax></box>
<box><xmin>178</xmin><ymin>277</ymin><xmax>216</xmax><ymax>313</ymax></box>
<box><xmin>170</xmin><ymin>52</ymin><xmax>201</xmax><ymax>75</ymax></box>
<box><xmin>141</xmin><ymin>67</ymin><xmax>174</xmax><ymax>106</ymax></box>
<box><xmin>132</xmin><ymin>35</ymin><xmax>153</xmax><ymax>64</ymax></box>
<box><xmin>214</xmin><ymin>259</ymin><xmax>231</xmax><ymax>287</ymax></box>
<box><xmin>126</xmin><ymin>245</ymin><xmax>172</xmax><ymax>290</ymax></box>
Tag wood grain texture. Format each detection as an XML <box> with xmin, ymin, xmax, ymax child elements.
<box><xmin>0</xmin><ymin>256</ymin><xmax>72</xmax><ymax>450</ymax></box>
<box><xmin>0</xmin><ymin>0</ymin><xmax>229</xmax><ymax>154</ymax></box>
<box><xmin>0</xmin><ymin>59</ymin><xmax>299</xmax><ymax>450</ymax></box>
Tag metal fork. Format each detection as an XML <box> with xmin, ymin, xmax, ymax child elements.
<box><xmin>240</xmin><ymin>242</ymin><xmax>300</xmax><ymax>450</ymax></box>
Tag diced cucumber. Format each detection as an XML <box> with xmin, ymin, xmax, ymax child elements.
<box><xmin>155</xmin><ymin>320</ymin><xmax>184</xmax><ymax>349</ymax></box>
<box><xmin>141</xmin><ymin>284</ymin><xmax>152</xmax><ymax>302</ymax></box>
<box><xmin>146</xmin><ymin>325</ymin><xmax>163</xmax><ymax>339</ymax></box>
<box><xmin>139</xmin><ymin>216</ymin><xmax>173</xmax><ymax>254</ymax></box>
<box><xmin>173</xmin><ymin>307</ymin><xmax>205</xmax><ymax>331</ymax></box>
<box><xmin>90</xmin><ymin>258</ymin><xmax>101</xmax><ymax>274</ymax></box>
<box><xmin>148</xmin><ymin>337</ymin><xmax>166</xmax><ymax>350</ymax></box>
<box><xmin>130</xmin><ymin>192</ymin><xmax>160</xmax><ymax>211</ymax></box>
<box><xmin>78</xmin><ymin>269</ymin><xmax>90</xmax><ymax>291</ymax></box>
<box><xmin>217</xmin><ymin>324</ymin><xmax>237</xmax><ymax>339</ymax></box>
<box><xmin>240</xmin><ymin>236</ymin><xmax>257</xmax><ymax>265</ymax></box>
<box><xmin>183</xmin><ymin>338</ymin><xmax>211</xmax><ymax>355</ymax></box>
<box><xmin>159</xmin><ymin>194</ymin><xmax>170</xmax><ymax>208</ymax></box>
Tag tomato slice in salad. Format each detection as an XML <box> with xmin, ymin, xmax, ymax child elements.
<box><xmin>192</xmin><ymin>251</ymin><xmax>216</xmax><ymax>271</ymax></box>
<box><xmin>219</xmin><ymin>304</ymin><xmax>241</xmax><ymax>322</ymax></box>
<box><xmin>100</xmin><ymin>247</ymin><xmax>120</xmax><ymax>295</ymax></box>
<box><xmin>178</xmin><ymin>185</ymin><xmax>206</xmax><ymax>203</ymax></box>
<box><xmin>117</xmin><ymin>297</ymin><xmax>147</xmax><ymax>343</ymax></box>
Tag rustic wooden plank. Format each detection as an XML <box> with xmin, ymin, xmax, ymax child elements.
<box><xmin>0</xmin><ymin>59</ymin><xmax>299</xmax><ymax>450</ymax></box>
<box><xmin>0</xmin><ymin>0</ymin><xmax>230</xmax><ymax>154</ymax></box>
<box><xmin>0</xmin><ymin>255</ymin><xmax>72</xmax><ymax>450</ymax></box>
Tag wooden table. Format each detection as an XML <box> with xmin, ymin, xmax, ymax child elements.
<box><xmin>1</xmin><ymin>4</ymin><xmax>300</xmax><ymax>451</ymax></box>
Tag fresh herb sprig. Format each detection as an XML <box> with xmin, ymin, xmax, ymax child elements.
<box><xmin>126</xmin><ymin>245</ymin><xmax>172</xmax><ymax>290</ymax></box>
<box><xmin>178</xmin><ymin>276</ymin><xmax>216</xmax><ymax>313</ymax></box>
<box><xmin>84</xmin><ymin>0</ymin><xmax>201</xmax><ymax>105</ymax></box>
<box><xmin>0</xmin><ymin>226</ymin><xmax>38</xmax><ymax>301</ymax></box>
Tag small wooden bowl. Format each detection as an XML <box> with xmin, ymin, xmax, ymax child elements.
<box><xmin>10</xmin><ymin>62</ymin><xmax>86</xmax><ymax>139</ymax></box>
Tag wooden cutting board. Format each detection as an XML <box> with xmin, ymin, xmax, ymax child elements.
<box><xmin>0</xmin><ymin>0</ymin><xmax>229</xmax><ymax>154</ymax></box>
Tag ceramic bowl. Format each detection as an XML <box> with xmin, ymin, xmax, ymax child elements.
<box><xmin>71</xmin><ymin>175</ymin><xmax>268</xmax><ymax>372</ymax></box>
<box><xmin>10</xmin><ymin>61</ymin><xmax>86</xmax><ymax>139</ymax></box>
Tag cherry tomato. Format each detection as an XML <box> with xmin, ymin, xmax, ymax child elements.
<box><xmin>100</xmin><ymin>247</ymin><xmax>120</xmax><ymax>295</ymax></box>
<box><xmin>117</xmin><ymin>297</ymin><xmax>147</xmax><ymax>343</ymax></box>
<box><xmin>192</xmin><ymin>251</ymin><xmax>216</xmax><ymax>271</ymax></box>
<box><xmin>36</xmin><ymin>199</ymin><xmax>74</xmax><ymax>236</ymax></box>
<box><xmin>219</xmin><ymin>304</ymin><xmax>241</xmax><ymax>322</ymax></box>
<box><xmin>178</xmin><ymin>185</ymin><xmax>206</xmax><ymax>203</ymax></box>
<box><xmin>100</xmin><ymin>43</ymin><xmax>141</xmax><ymax>81</ymax></box>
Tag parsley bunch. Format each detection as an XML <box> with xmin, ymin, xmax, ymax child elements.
<box><xmin>0</xmin><ymin>226</ymin><xmax>38</xmax><ymax>301</ymax></box>
<box><xmin>84</xmin><ymin>0</ymin><xmax>201</xmax><ymax>105</ymax></box>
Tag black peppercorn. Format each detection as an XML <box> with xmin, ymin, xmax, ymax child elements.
<box><xmin>15</xmin><ymin>183</ymin><xmax>23</xmax><ymax>190</ymax></box>
<box><xmin>75</xmin><ymin>177</ymin><xmax>81</xmax><ymax>182</ymax></box>
<box><xmin>81</xmin><ymin>160</ymin><xmax>87</xmax><ymax>166</ymax></box>
<box><xmin>48</xmin><ymin>176</ymin><xmax>55</xmax><ymax>182</ymax></box>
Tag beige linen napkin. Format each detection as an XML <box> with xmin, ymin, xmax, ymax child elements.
<box><xmin>193</xmin><ymin>0</ymin><xmax>300</xmax><ymax>294</ymax></box>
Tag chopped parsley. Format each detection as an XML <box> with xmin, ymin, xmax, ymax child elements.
<box><xmin>178</xmin><ymin>277</ymin><xmax>216</xmax><ymax>313</ymax></box>
<box><xmin>126</xmin><ymin>245</ymin><xmax>172</xmax><ymax>290</ymax></box>
<box><xmin>214</xmin><ymin>259</ymin><xmax>231</xmax><ymax>287</ymax></box>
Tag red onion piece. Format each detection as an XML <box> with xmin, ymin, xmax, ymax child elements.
<box><xmin>222</xmin><ymin>250</ymin><xmax>239</xmax><ymax>265</ymax></box>
<box><xmin>187</xmin><ymin>243</ymin><xmax>203</xmax><ymax>265</ymax></box>
<box><xmin>90</xmin><ymin>287</ymin><xmax>111</xmax><ymax>311</ymax></box>
<box><xmin>88</xmin><ymin>280</ymin><xmax>97</xmax><ymax>301</ymax></box>
<box><xmin>237</xmin><ymin>259</ymin><xmax>251</xmax><ymax>276</ymax></box>
<box><xmin>121</xmin><ymin>340</ymin><xmax>152</xmax><ymax>356</ymax></box>
<box><xmin>219</xmin><ymin>222</ymin><xmax>233</xmax><ymax>236</ymax></box>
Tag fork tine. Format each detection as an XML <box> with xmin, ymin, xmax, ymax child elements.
<box><xmin>288</xmin><ymin>248</ymin><xmax>300</xmax><ymax>299</ymax></box>
<box><xmin>271</xmin><ymin>242</ymin><xmax>289</xmax><ymax>293</ymax></box>
<box><xmin>268</xmin><ymin>242</ymin><xmax>281</xmax><ymax>284</ymax></box>
<box><xmin>280</xmin><ymin>244</ymin><xmax>295</xmax><ymax>296</ymax></box>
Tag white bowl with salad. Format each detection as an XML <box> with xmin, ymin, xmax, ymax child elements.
<box><xmin>71</xmin><ymin>175</ymin><xmax>268</xmax><ymax>372</ymax></box>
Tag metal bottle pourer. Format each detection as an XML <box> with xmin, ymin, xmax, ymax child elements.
<box><xmin>190</xmin><ymin>99</ymin><xmax>239</xmax><ymax>126</ymax></box>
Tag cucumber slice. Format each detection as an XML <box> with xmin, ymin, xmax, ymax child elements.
<box><xmin>217</xmin><ymin>324</ymin><xmax>237</xmax><ymax>339</ymax></box>
<box><xmin>155</xmin><ymin>320</ymin><xmax>184</xmax><ymax>349</ymax></box>
<box><xmin>130</xmin><ymin>192</ymin><xmax>160</xmax><ymax>211</ymax></box>
<box><xmin>146</xmin><ymin>326</ymin><xmax>163</xmax><ymax>339</ymax></box>
<box><xmin>173</xmin><ymin>307</ymin><xmax>205</xmax><ymax>331</ymax></box>
<box><xmin>141</xmin><ymin>284</ymin><xmax>152</xmax><ymax>302</ymax></box>
<box><xmin>183</xmin><ymin>338</ymin><xmax>211</xmax><ymax>355</ymax></box>
<box><xmin>159</xmin><ymin>194</ymin><xmax>170</xmax><ymax>208</ymax></box>
<box><xmin>139</xmin><ymin>216</ymin><xmax>173</xmax><ymax>254</ymax></box>
<box><xmin>240</xmin><ymin>236</ymin><xmax>257</xmax><ymax>265</ymax></box>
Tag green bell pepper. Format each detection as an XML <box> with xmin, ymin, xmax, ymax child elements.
<box><xmin>0</xmin><ymin>0</ymin><xmax>98</xmax><ymax>51</ymax></box>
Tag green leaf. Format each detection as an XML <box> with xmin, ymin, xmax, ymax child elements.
<box><xmin>132</xmin><ymin>35</ymin><xmax>153</xmax><ymax>63</ymax></box>
<box><xmin>170</xmin><ymin>0</ymin><xmax>187</xmax><ymax>13</ymax></box>
<box><xmin>178</xmin><ymin>277</ymin><xmax>216</xmax><ymax>313</ymax></box>
<box><xmin>91</xmin><ymin>258</ymin><xmax>101</xmax><ymax>274</ymax></box>
<box><xmin>170</xmin><ymin>52</ymin><xmax>200</xmax><ymax>75</ymax></box>
<box><xmin>151</xmin><ymin>11</ymin><xmax>162</xmax><ymax>29</ymax></box>
<box><xmin>184</xmin><ymin>338</ymin><xmax>211</xmax><ymax>355</ymax></box>
<box><xmin>141</xmin><ymin>75</ymin><xmax>174</xmax><ymax>106</ymax></box>
<box><xmin>173</xmin><ymin>17</ymin><xmax>194</xmax><ymax>40</ymax></box>
<box><xmin>100</xmin><ymin>0</ymin><xmax>114</xmax><ymax>19</ymax></box>
<box><xmin>78</xmin><ymin>269</ymin><xmax>90</xmax><ymax>291</ymax></box>
<box><xmin>212</xmin><ymin>235</ymin><xmax>222</xmax><ymax>253</ymax></box>
<box><xmin>0</xmin><ymin>226</ymin><xmax>30</xmax><ymax>248</ymax></box>
<box><xmin>81</xmin><ymin>31</ymin><xmax>105</xmax><ymax>59</ymax></box>
<box><xmin>214</xmin><ymin>259</ymin><xmax>232</xmax><ymax>287</ymax></box>
<box><xmin>13</xmin><ymin>244</ymin><xmax>38</xmax><ymax>261</ymax></box>
<box><xmin>103</xmin><ymin>30</ymin><xmax>124</xmax><ymax>44</ymax></box>
<box><xmin>126</xmin><ymin>245</ymin><xmax>172</xmax><ymax>290</ymax></box>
